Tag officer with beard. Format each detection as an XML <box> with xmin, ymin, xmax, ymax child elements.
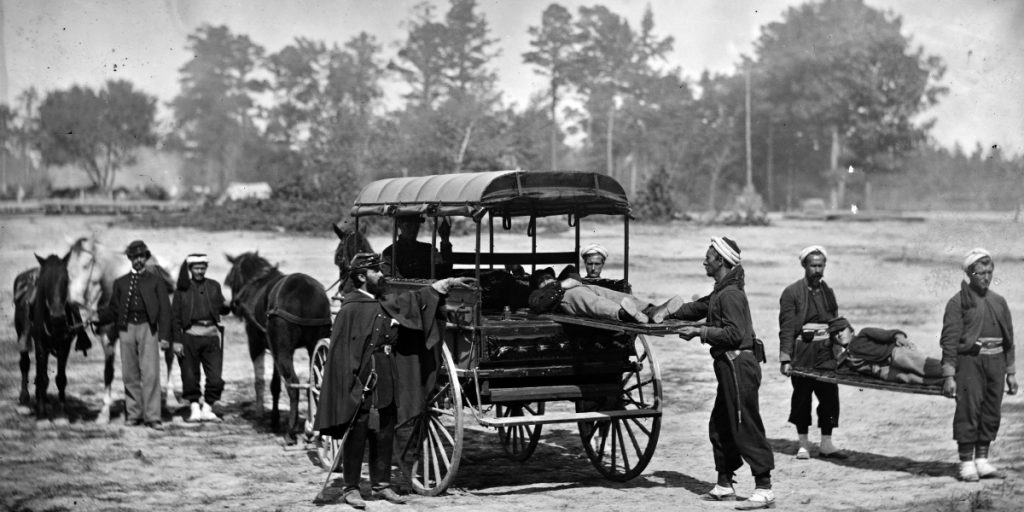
<box><xmin>313</xmin><ymin>253</ymin><xmax>473</xmax><ymax>508</ymax></box>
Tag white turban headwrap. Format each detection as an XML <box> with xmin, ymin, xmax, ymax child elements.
<box><xmin>710</xmin><ymin>237</ymin><xmax>741</xmax><ymax>266</ymax></box>
<box><xmin>799</xmin><ymin>245</ymin><xmax>827</xmax><ymax>263</ymax></box>
<box><xmin>962</xmin><ymin>248</ymin><xmax>991</xmax><ymax>272</ymax></box>
<box><xmin>580</xmin><ymin>243</ymin><xmax>609</xmax><ymax>261</ymax></box>
<box><xmin>185</xmin><ymin>253</ymin><xmax>209</xmax><ymax>266</ymax></box>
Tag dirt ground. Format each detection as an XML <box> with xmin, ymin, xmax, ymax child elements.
<box><xmin>0</xmin><ymin>212</ymin><xmax>1021</xmax><ymax>512</ymax></box>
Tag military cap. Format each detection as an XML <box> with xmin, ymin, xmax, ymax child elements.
<box><xmin>125</xmin><ymin>240</ymin><xmax>151</xmax><ymax>259</ymax></box>
<box><xmin>350</xmin><ymin>252</ymin><xmax>382</xmax><ymax>271</ymax></box>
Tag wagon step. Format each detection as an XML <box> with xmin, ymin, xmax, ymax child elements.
<box><xmin>477</xmin><ymin>409</ymin><xmax>661</xmax><ymax>428</ymax></box>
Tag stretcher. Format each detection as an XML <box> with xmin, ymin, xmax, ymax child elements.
<box><xmin>790</xmin><ymin>367</ymin><xmax>943</xmax><ymax>396</ymax></box>
<box><xmin>542</xmin><ymin>314</ymin><xmax>704</xmax><ymax>336</ymax></box>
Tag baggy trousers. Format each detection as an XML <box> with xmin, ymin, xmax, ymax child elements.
<box><xmin>180</xmin><ymin>333</ymin><xmax>224</xmax><ymax>404</ymax></box>
<box><xmin>710</xmin><ymin>352</ymin><xmax>775</xmax><ymax>477</ymax></box>
<box><xmin>560</xmin><ymin>285</ymin><xmax>648</xmax><ymax>321</ymax></box>
<box><xmin>788</xmin><ymin>376</ymin><xmax>839</xmax><ymax>431</ymax></box>
<box><xmin>953</xmin><ymin>352</ymin><xmax>1006</xmax><ymax>443</ymax></box>
<box><xmin>343</xmin><ymin>403</ymin><xmax>397</xmax><ymax>491</ymax></box>
<box><xmin>120</xmin><ymin>322</ymin><xmax>161</xmax><ymax>423</ymax></box>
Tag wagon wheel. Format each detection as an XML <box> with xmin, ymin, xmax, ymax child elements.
<box><xmin>308</xmin><ymin>338</ymin><xmax>341</xmax><ymax>471</ymax></box>
<box><xmin>395</xmin><ymin>342</ymin><xmax>464</xmax><ymax>496</ymax></box>
<box><xmin>576</xmin><ymin>335</ymin><xmax>662</xmax><ymax>481</ymax></box>
<box><xmin>496</xmin><ymin>402</ymin><xmax>544</xmax><ymax>461</ymax></box>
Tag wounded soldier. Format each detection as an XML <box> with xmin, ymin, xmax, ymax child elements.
<box><xmin>527</xmin><ymin>266</ymin><xmax>682</xmax><ymax>324</ymax></box>
<box><xmin>825</xmin><ymin>317</ymin><xmax>943</xmax><ymax>385</ymax></box>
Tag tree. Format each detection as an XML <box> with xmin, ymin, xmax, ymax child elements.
<box><xmin>36</xmin><ymin>80</ymin><xmax>157</xmax><ymax>191</ymax></box>
<box><xmin>171</xmin><ymin>25</ymin><xmax>268</xmax><ymax>189</ymax></box>
<box><xmin>570</xmin><ymin>5</ymin><xmax>672</xmax><ymax>178</ymax></box>
<box><xmin>523</xmin><ymin>3</ymin><xmax>576</xmax><ymax>170</ymax></box>
<box><xmin>754</xmin><ymin>0</ymin><xmax>946</xmax><ymax>208</ymax></box>
<box><xmin>391</xmin><ymin>0</ymin><xmax>502</xmax><ymax>173</ymax></box>
<box><xmin>0</xmin><ymin>104</ymin><xmax>16</xmax><ymax>194</ymax></box>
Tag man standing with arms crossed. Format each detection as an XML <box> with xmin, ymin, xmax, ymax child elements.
<box><xmin>778</xmin><ymin>245</ymin><xmax>845</xmax><ymax>459</ymax></box>
<box><xmin>941</xmin><ymin>248</ymin><xmax>1018</xmax><ymax>481</ymax></box>
<box><xmin>672</xmin><ymin>237</ymin><xmax>776</xmax><ymax>510</ymax></box>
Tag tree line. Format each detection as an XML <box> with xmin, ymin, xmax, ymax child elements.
<box><xmin>1</xmin><ymin>0</ymin><xmax>1021</xmax><ymax>215</ymax></box>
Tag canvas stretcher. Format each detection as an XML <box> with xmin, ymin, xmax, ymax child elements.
<box><xmin>790</xmin><ymin>366</ymin><xmax>943</xmax><ymax>396</ymax></box>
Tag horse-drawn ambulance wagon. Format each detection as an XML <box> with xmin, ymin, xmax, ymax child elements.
<box><xmin>307</xmin><ymin>171</ymin><xmax>697</xmax><ymax>495</ymax></box>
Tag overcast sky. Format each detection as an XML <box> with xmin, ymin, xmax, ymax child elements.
<box><xmin>2</xmin><ymin>0</ymin><xmax>1022</xmax><ymax>155</ymax></box>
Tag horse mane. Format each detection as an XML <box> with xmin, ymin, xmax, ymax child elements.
<box><xmin>228</xmin><ymin>252</ymin><xmax>283</xmax><ymax>293</ymax></box>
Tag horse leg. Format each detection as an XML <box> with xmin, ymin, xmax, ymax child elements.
<box><xmin>54</xmin><ymin>351</ymin><xmax>70</xmax><ymax>426</ymax></box>
<box><xmin>97</xmin><ymin>336</ymin><xmax>116</xmax><ymax>424</ymax></box>
<box><xmin>163</xmin><ymin>347</ymin><xmax>183</xmax><ymax>410</ymax></box>
<box><xmin>34</xmin><ymin>347</ymin><xmax>50</xmax><ymax>422</ymax></box>
<box><xmin>270</xmin><ymin>364</ymin><xmax>281</xmax><ymax>433</ymax></box>
<box><xmin>246</xmin><ymin>323</ymin><xmax>267</xmax><ymax>418</ymax></box>
<box><xmin>19</xmin><ymin>351</ymin><xmax>31</xmax><ymax>407</ymax></box>
<box><xmin>274</xmin><ymin>339</ymin><xmax>301</xmax><ymax>445</ymax></box>
<box><xmin>252</xmin><ymin>352</ymin><xmax>267</xmax><ymax>418</ymax></box>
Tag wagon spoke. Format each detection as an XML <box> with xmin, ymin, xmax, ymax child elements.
<box><xmin>615</xmin><ymin>420</ymin><xmax>630</xmax><ymax>472</ymax></box>
<box><xmin>426</xmin><ymin>382</ymin><xmax>452</xmax><ymax>406</ymax></box>
<box><xmin>625</xmin><ymin>416</ymin><xmax>653</xmax><ymax>437</ymax></box>
<box><xmin>428</xmin><ymin>420</ymin><xmax>452</xmax><ymax>471</ymax></box>
<box><xmin>621</xmin><ymin>417</ymin><xmax>643</xmax><ymax>456</ymax></box>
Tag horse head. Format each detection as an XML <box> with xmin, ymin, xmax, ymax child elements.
<box><xmin>66</xmin><ymin>236</ymin><xmax>100</xmax><ymax>312</ymax></box>
<box><xmin>35</xmin><ymin>252</ymin><xmax>71</xmax><ymax>324</ymax></box>
<box><xmin>333</xmin><ymin>218</ymin><xmax>373</xmax><ymax>286</ymax></box>
<box><xmin>225</xmin><ymin>251</ymin><xmax>278</xmax><ymax>316</ymax></box>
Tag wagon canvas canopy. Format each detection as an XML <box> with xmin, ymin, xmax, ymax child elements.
<box><xmin>350</xmin><ymin>170</ymin><xmax>630</xmax><ymax>218</ymax></box>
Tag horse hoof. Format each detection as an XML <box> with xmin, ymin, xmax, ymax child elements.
<box><xmin>96</xmin><ymin>406</ymin><xmax>111</xmax><ymax>425</ymax></box>
<box><xmin>53</xmin><ymin>417</ymin><xmax>70</xmax><ymax>427</ymax></box>
<box><xmin>16</xmin><ymin>405</ymin><xmax>32</xmax><ymax>416</ymax></box>
<box><xmin>35</xmin><ymin>419</ymin><xmax>54</xmax><ymax>430</ymax></box>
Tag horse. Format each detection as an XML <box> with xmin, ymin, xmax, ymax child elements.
<box><xmin>333</xmin><ymin>218</ymin><xmax>374</xmax><ymax>296</ymax></box>
<box><xmin>65</xmin><ymin>236</ymin><xmax>177</xmax><ymax>423</ymax></box>
<box><xmin>225</xmin><ymin>251</ymin><xmax>332</xmax><ymax>443</ymax></box>
<box><xmin>22</xmin><ymin>253</ymin><xmax>84</xmax><ymax>421</ymax></box>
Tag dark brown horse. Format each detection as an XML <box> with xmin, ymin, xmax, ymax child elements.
<box><xmin>225</xmin><ymin>251</ymin><xmax>332</xmax><ymax>443</ymax></box>
<box><xmin>21</xmin><ymin>253</ymin><xmax>83</xmax><ymax>421</ymax></box>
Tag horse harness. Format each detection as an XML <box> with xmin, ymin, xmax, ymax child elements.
<box><xmin>235</xmin><ymin>274</ymin><xmax>332</xmax><ymax>335</ymax></box>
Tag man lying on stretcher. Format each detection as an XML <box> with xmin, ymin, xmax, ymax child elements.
<box><xmin>527</xmin><ymin>266</ymin><xmax>683</xmax><ymax>324</ymax></box>
<box><xmin>812</xmin><ymin>317</ymin><xmax>943</xmax><ymax>386</ymax></box>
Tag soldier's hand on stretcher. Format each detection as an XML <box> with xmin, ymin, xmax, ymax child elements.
<box><xmin>1008</xmin><ymin>375</ymin><xmax>1019</xmax><ymax>395</ymax></box>
<box><xmin>678</xmin><ymin>326</ymin><xmax>701</xmax><ymax>341</ymax></box>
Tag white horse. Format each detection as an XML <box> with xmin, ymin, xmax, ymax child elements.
<box><xmin>65</xmin><ymin>236</ymin><xmax>180</xmax><ymax>423</ymax></box>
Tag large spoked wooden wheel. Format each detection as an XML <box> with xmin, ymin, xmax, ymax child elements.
<box><xmin>396</xmin><ymin>343</ymin><xmax>464</xmax><ymax>496</ymax></box>
<box><xmin>576</xmin><ymin>335</ymin><xmax>662</xmax><ymax>481</ymax></box>
<box><xmin>308</xmin><ymin>338</ymin><xmax>341</xmax><ymax>471</ymax></box>
<box><xmin>496</xmin><ymin>402</ymin><xmax>544</xmax><ymax>461</ymax></box>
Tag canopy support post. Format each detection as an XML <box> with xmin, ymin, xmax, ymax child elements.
<box><xmin>489</xmin><ymin>212</ymin><xmax>494</xmax><ymax>270</ymax></box>
<box><xmin>623</xmin><ymin>215</ymin><xmax>629</xmax><ymax>284</ymax></box>
<box><xmin>430</xmin><ymin>216</ymin><xmax>437</xmax><ymax>280</ymax></box>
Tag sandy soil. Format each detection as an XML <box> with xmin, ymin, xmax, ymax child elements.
<box><xmin>0</xmin><ymin>212</ymin><xmax>1021</xmax><ymax>512</ymax></box>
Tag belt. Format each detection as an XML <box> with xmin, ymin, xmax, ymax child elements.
<box><xmin>979</xmin><ymin>346</ymin><xmax>1004</xmax><ymax>356</ymax></box>
<box><xmin>722</xmin><ymin>348</ymin><xmax>754</xmax><ymax>361</ymax></box>
<box><xmin>374</xmin><ymin>344</ymin><xmax>393</xmax><ymax>356</ymax></box>
<box><xmin>191</xmin><ymin>319</ymin><xmax>216</xmax><ymax>327</ymax></box>
<box><xmin>978</xmin><ymin>337</ymin><xmax>1003</xmax><ymax>349</ymax></box>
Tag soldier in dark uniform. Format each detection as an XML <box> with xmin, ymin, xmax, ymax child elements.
<box><xmin>941</xmin><ymin>248</ymin><xmax>1018</xmax><ymax>481</ymax></box>
<box><xmin>381</xmin><ymin>216</ymin><xmax>453</xmax><ymax>279</ymax></box>
<box><xmin>313</xmin><ymin>253</ymin><xmax>473</xmax><ymax>509</ymax></box>
<box><xmin>171</xmin><ymin>254</ymin><xmax>231</xmax><ymax>422</ymax></box>
<box><xmin>96</xmin><ymin>240</ymin><xmax>172</xmax><ymax>429</ymax></box>
<box><xmin>778</xmin><ymin>245</ymin><xmax>845</xmax><ymax>460</ymax></box>
<box><xmin>672</xmin><ymin>237</ymin><xmax>776</xmax><ymax>510</ymax></box>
